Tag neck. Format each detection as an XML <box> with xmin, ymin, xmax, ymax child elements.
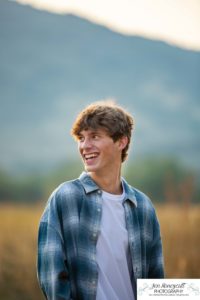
<box><xmin>88</xmin><ymin>168</ymin><xmax>122</xmax><ymax>195</ymax></box>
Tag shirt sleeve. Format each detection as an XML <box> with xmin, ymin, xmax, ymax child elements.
<box><xmin>148</xmin><ymin>208</ymin><xmax>165</xmax><ymax>278</ymax></box>
<box><xmin>37</xmin><ymin>192</ymin><xmax>73</xmax><ymax>300</ymax></box>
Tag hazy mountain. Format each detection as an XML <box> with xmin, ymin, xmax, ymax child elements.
<box><xmin>0</xmin><ymin>0</ymin><xmax>200</xmax><ymax>174</ymax></box>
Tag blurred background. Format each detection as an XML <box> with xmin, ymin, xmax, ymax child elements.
<box><xmin>0</xmin><ymin>0</ymin><xmax>200</xmax><ymax>299</ymax></box>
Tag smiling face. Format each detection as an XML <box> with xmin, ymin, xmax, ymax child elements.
<box><xmin>71</xmin><ymin>102</ymin><xmax>134</xmax><ymax>163</ymax></box>
<box><xmin>78</xmin><ymin>128</ymin><xmax>125</xmax><ymax>175</ymax></box>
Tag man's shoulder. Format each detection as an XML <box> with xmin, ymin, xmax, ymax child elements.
<box><xmin>126</xmin><ymin>184</ymin><xmax>159</xmax><ymax>227</ymax></box>
<box><xmin>50</xmin><ymin>177</ymin><xmax>83</xmax><ymax>200</ymax></box>
<box><xmin>131</xmin><ymin>186</ymin><xmax>150</xmax><ymax>201</ymax></box>
<box><xmin>41</xmin><ymin>178</ymin><xmax>83</xmax><ymax>221</ymax></box>
<box><xmin>42</xmin><ymin>178</ymin><xmax>82</xmax><ymax>209</ymax></box>
<box><xmin>126</xmin><ymin>182</ymin><xmax>155</xmax><ymax>211</ymax></box>
<box><xmin>40</xmin><ymin>178</ymin><xmax>83</xmax><ymax>226</ymax></box>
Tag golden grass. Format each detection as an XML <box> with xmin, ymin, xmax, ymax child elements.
<box><xmin>157</xmin><ymin>205</ymin><xmax>200</xmax><ymax>278</ymax></box>
<box><xmin>0</xmin><ymin>204</ymin><xmax>43</xmax><ymax>300</ymax></box>
<box><xmin>0</xmin><ymin>204</ymin><xmax>199</xmax><ymax>299</ymax></box>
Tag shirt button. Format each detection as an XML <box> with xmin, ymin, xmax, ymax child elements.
<box><xmin>92</xmin><ymin>280</ymin><xmax>96</xmax><ymax>285</ymax></box>
<box><xmin>97</xmin><ymin>208</ymin><xmax>101</xmax><ymax>212</ymax></box>
<box><xmin>97</xmin><ymin>190</ymin><xmax>102</xmax><ymax>194</ymax></box>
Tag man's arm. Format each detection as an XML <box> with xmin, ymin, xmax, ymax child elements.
<box><xmin>148</xmin><ymin>208</ymin><xmax>165</xmax><ymax>278</ymax></box>
<box><xmin>37</xmin><ymin>191</ymin><xmax>73</xmax><ymax>300</ymax></box>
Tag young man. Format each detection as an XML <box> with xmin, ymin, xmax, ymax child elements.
<box><xmin>37</xmin><ymin>101</ymin><xmax>164</xmax><ymax>300</ymax></box>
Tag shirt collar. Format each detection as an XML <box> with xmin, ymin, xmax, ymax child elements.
<box><xmin>78</xmin><ymin>172</ymin><xmax>100</xmax><ymax>193</ymax></box>
<box><xmin>121</xmin><ymin>177</ymin><xmax>137</xmax><ymax>207</ymax></box>
<box><xmin>79</xmin><ymin>171</ymin><xmax>137</xmax><ymax>207</ymax></box>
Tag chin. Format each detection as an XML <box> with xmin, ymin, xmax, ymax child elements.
<box><xmin>84</xmin><ymin>164</ymin><xmax>99</xmax><ymax>173</ymax></box>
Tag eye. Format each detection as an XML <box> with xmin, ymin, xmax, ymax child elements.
<box><xmin>78</xmin><ymin>136</ymin><xmax>84</xmax><ymax>142</ymax></box>
<box><xmin>93</xmin><ymin>134</ymin><xmax>99</xmax><ymax>140</ymax></box>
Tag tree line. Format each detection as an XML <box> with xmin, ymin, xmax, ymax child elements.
<box><xmin>0</xmin><ymin>158</ymin><xmax>199</xmax><ymax>204</ymax></box>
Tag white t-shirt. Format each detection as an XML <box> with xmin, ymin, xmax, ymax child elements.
<box><xmin>96</xmin><ymin>189</ymin><xmax>135</xmax><ymax>300</ymax></box>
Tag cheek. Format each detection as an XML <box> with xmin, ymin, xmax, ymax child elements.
<box><xmin>104</xmin><ymin>146</ymin><xmax>116</xmax><ymax>157</ymax></box>
<box><xmin>78</xmin><ymin>144</ymin><xmax>82</xmax><ymax>154</ymax></box>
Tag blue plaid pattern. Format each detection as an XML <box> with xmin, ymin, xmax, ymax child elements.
<box><xmin>37</xmin><ymin>172</ymin><xmax>164</xmax><ymax>299</ymax></box>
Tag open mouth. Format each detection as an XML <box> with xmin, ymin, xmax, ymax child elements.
<box><xmin>84</xmin><ymin>152</ymin><xmax>99</xmax><ymax>162</ymax></box>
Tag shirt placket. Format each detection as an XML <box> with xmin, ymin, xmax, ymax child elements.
<box><xmin>124</xmin><ymin>201</ymin><xmax>142</xmax><ymax>280</ymax></box>
<box><xmin>89</xmin><ymin>189</ymin><xmax>103</xmax><ymax>299</ymax></box>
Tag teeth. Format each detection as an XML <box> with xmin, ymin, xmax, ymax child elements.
<box><xmin>85</xmin><ymin>153</ymin><xmax>98</xmax><ymax>159</ymax></box>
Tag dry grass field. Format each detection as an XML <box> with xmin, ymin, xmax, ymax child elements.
<box><xmin>0</xmin><ymin>203</ymin><xmax>199</xmax><ymax>299</ymax></box>
<box><xmin>157</xmin><ymin>205</ymin><xmax>200</xmax><ymax>278</ymax></box>
<box><xmin>0</xmin><ymin>204</ymin><xmax>43</xmax><ymax>300</ymax></box>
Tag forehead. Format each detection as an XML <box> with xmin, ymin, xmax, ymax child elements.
<box><xmin>79</xmin><ymin>127</ymin><xmax>108</xmax><ymax>136</ymax></box>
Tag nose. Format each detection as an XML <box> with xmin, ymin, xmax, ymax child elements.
<box><xmin>79</xmin><ymin>137</ymin><xmax>92</xmax><ymax>150</ymax></box>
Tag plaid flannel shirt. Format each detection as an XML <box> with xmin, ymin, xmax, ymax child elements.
<box><xmin>37</xmin><ymin>172</ymin><xmax>164</xmax><ymax>300</ymax></box>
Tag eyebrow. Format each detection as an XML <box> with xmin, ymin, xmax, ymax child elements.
<box><xmin>79</xmin><ymin>129</ymin><xmax>102</xmax><ymax>136</ymax></box>
<box><xmin>90</xmin><ymin>130</ymin><xmax>101</xmax><ymax>135</ymax></box>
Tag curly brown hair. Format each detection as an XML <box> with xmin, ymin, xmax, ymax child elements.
<box><xmin>71</xmin><ymin>100</ymin><xmax>134</xmax><ymax>162</ymax></box>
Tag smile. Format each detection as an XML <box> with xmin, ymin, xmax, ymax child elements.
<box><xmin>84</xmin><ymin>153</ymin><xmax>99</xmax><ymax>160</ymax></box>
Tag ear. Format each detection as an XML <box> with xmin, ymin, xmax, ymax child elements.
<box><xmin>118</xmin><ymin>136</ymin><xmax>128</xmax><ymax>150</ymax></box>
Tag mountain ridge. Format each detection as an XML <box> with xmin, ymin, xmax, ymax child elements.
<box><xmin>0</xmin><ymin>0</ymin><xmax>199</xmax><ymax>174</ymax></box>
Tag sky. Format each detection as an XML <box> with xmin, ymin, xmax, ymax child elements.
<box><xmin>14</xmin><ymin>0</ymin><xmax>200</xmax><ymax>51</ymax></box>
